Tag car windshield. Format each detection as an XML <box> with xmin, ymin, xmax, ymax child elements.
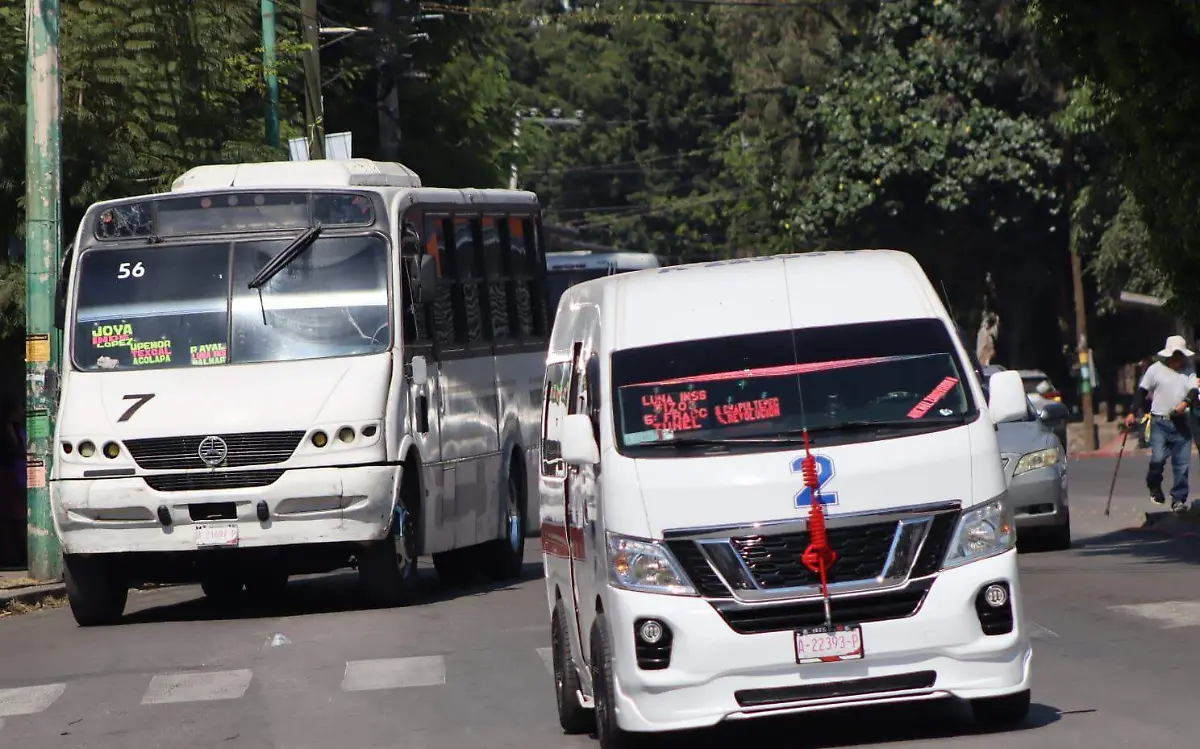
<box><xmin>611</xmin><ymin>318</ymin><xmax>977</xmax><ymax>452</ymax></box>
<box><xmin>72</xmin><ymin>235</ymin><xmax>390</xmax><ymax>371</ymax></box>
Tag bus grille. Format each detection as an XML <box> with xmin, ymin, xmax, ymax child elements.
<box><xmin>124</xmin><ymin>431</ymin><xmax>306</xmax><ymax>470</ymax></box>
<box><xmin>144</xmin><ymin>470</ymin><xmax>285</xmax><ymax>492</ymax></box>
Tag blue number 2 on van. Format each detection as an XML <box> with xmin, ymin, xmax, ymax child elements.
<box><xmin>792</xmin><ymin>454</ymin><xmax>838</xmax><ymax>508</ymax></box>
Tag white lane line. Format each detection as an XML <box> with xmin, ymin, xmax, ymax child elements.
<box><xmin>0</xmin><ymin>683</ymin><xmax>67</xmax><ymax>717</ymax></box>
<box><xmin>537</xmin><ymin>647</ymin><xmax>553</xmax><ymax>675</ymax></box>
<box><xmin>142</xmin><ymin>670</ymin><xmax>254</xmax><ymax>705</ymax></box>
<box><xmin>341</xmin><ymin>656</ymin><xmax>446</xmax><ymax>692</ymax></box>
<box><xmin>1029</xmin><ymin>622</ymin><xmax>1059</xmax><ymax>639</ymax></box>
<box><xmin>1110</xmin><ymin>601</ymin><xmax>1200</xmax><ymax>629</ymax></box>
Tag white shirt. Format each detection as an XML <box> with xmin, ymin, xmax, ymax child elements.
<box><xmin>1138</xmin><ymin>361</ymin><xmax>1198</xmax><ymax>416</ymax></box>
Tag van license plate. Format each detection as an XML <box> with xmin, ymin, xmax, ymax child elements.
<box><xmin>196</xmin><ymin>523</ymin><xmax>239</xmax><ymax>548</ymax></box>
<box><xmin>795</xmin><ymin>625</ymin><xmax>864</xmax><ymax>664</ymax></box>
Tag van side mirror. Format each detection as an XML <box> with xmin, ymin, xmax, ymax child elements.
<box><xmin>561</xmin><ymin>413</ymin><xmax>599</xmax><ymax>467</ymax></box>
<box><xmin>987</xmin><ymin>370</ymin><xmax>1028</xmax><ymax>424</ymax></box>
<box><xmin>408</xmin><ymin>354</ymin><xmax>429</xmax><ymax>387</ymax></box>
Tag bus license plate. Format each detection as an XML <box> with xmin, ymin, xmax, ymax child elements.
<box><xmin>196</xmin><ymin>523</ymin><xmax>239</xmax><ymax>548</ymax></box>
<box><xmin>795</xmin><ymin>625</ymin><xmax>864</xmax><ymax>664</ymax></box>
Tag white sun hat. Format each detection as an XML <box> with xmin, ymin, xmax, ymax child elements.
<box><xmin>1158</xmin><ymin>334</ymin><xmax>1195</xmax><ymax>358</ymax></box>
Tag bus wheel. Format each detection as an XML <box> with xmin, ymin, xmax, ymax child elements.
<box><xmin>483</xmin><ymin>462</ymin><xmax>527</xmax><ymax>581</ymax></box>
<box><xmin>64</xmin><ymin>554</ymin><xmax>128</xmax><ymax>627</ymax></box>
<box><xmin>358</xmin><ymin>495</ymin><xmax>419</xmax><ymax>606</ymax></box>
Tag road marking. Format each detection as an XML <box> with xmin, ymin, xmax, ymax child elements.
<box><xmin>142</xmin><ymin>670</ymin><xmax>254</xmax><ymax>705</ymax></box>
<box><xmin>0</xmin><ymin>683</ymin><xmax>66</xmax><ymax>717</ymax></box>
<box><xmin>1110</xmin><ymin>601</ymin><xmax>1200</xmax><ymax>629</ymax></box>
<box><xmin>341</xmin><ymin>656</ymin><xmax>446</xmax><ymax>692</ymax></box>
<box><xmin>1029</xmin><ymin>622</ymin><xmax>1059</xmax><ymax>639</ymax></box>
<box><xmin>537</xmin><ymin>647</ymin><xmax>553</xmax><ymax>675</ymax></box>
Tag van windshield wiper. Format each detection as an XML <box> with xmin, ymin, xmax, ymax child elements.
<box><xmin>636</xmin><ymin>435</ymin><xmax>809</xmax><ymax>449</ymax></box>
<box><xmin>247</xmin><ymin>223</ymin><xmax>323</xmax><ymax>290</ymax></box>
<box><xmin>788</xmin><ymin>416</ymin><xmax>967</xmax><ymax>436</ymax></box>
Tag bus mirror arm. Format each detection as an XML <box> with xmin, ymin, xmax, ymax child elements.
<box><xmin>411</xmin><ymin>255</ymin><xmax>438</xmax><ymax>303</ymax></box>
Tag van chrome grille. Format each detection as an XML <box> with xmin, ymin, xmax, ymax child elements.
<box><xmin>124</xmin><ymin>431</ymin><xmax>305</xmax><ymax>470</ymax></box>
<box><xmin>731</xmin><ymin>521</ymin><xmax>898</xmax><ymax>589</ymax></box>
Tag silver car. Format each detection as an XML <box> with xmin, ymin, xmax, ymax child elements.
<box><xmin>981</xmin><ymin>366</ymin><xmax>1071</xmax><ymax>549</ymax></box>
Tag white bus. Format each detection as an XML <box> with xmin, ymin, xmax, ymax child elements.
<box><xmin>49</xmin><ymin>159</ymin><xmax>552</xmax><ymax>626</ymax></box>
<box><xmin>546</xmin><ymin>250</ymin><xmax>660</xmax><ymax>312</ymax></box>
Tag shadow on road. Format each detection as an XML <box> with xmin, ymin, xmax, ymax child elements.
<box><xmin>1068</xmin><ymin>527</ymin><xmax>1200</xmax><ymax>567</ymax></box>
<box><xmin>120</xmin><ymin>559</ymin><xmax>546</xmax><ymax>625</ymax></box>
<box><xmin>625</xmin><ymin>697</ymin><xmax>1062</xmax><ymax>748</ymax></box>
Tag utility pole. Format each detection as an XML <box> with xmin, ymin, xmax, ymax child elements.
<box><xmin>24</xmin><ymin>0</ymin><xmax>63</xmax><ymax>581</ymax></box>
<box><xmin>374</xmin><ymin>0</ymin><xmax>400</xmax><ymax>161</ymax></box>
<box><xmin>1065</xmin><ymin>135</ymin><xmax>1096</xmax><ymax>450</ymax></box>
<box><xmin>509</xmin><ymin>108</ymin><xmax>584</xmax><ymax>190</ymax></box>
<box><xmin>301</xmin><ymin>0</ymin><xmax>325</xmax><ymax>159</ymax></box>
<box><xmin>261</xmin><ymin>0</ymin><xmax>281</xmax><ymax>148</ymax></box>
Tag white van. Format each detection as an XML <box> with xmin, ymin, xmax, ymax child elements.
<box><xmin>539</xmin><ymin>250</ymin><xmax>1033</xmax><ymax>747</ymax></box>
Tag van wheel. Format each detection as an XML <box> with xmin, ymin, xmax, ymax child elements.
<box><xmin>483</xmin><ymin>464</ymin><xmax>526</xmax><ymax>581</ymax></box>
<box><xmin>200</xmin><ymin>575</ymin><xmax>244</xmax><ymax>605</ymax></box>
<box><xmin>433</xmin><ymin>547</ymin><xmax>478</xmax><ymax>586</ymax></box>
<box><xmin>591</xmin><ymin>615</ymin><xmax>641</xmax><ymax>749</ymax></box>
<box><xmin>552</xmin><ymin>600</ymin><xmax>593</xmax><ymax>734</ymax></box>
<box><xmin>971</xmin><ymin>689</ymin><xmax>1031</xmax><ymax>728</ymax></box>
<box><xmin>358</xmin><ymin>495</ymin><xmax>419</xmax><ymax>606</ymax></box>
<box><xmin>64</xmin><ymin>554</ymin><xmax>128</xmax><ymax>627</ymax></box>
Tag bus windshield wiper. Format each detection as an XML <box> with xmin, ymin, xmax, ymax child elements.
<box><xmin>247</xmin><ymin>223</ymin><xmax>323</xmax><ymax>290</ymax></box>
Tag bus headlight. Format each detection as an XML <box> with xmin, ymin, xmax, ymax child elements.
<box><xmin>1013</xmin><ymin>446</ymin><xmax>1060</xmax><ymax>477</ymax></box>
<box><xmin>78</xmin><ymin>440</ymin><xmax>96</xmax><ymax>458</ymax></box>
<box><xmin>311</xmin><ymin>430</ymin><xmax>328</xmax><ymax>448</ymax></box>
<box><xmin>942</xmin><ymin>496</ymin><xmax>1016</xmax><ymax>570</ymax></box>
<box><xmin>102</xmin><ymin>441</ymin><xmax>121</xmax><ymax>459</ymax></box>
<box><xmin>606</xmin><ymin>533</ymin><xmax>696</xmax><ymax>596</ymax></box>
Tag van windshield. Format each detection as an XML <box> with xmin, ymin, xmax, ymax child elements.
<box><xmin>611</xmin><ymin>318</ymin><xmax>977</xmax><ymax>452</ymax></box>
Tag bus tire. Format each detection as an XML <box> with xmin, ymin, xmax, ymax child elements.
<box><xmin>552</xmin><ymin>600</ymin><xmax>593</xmax><ymax>734</ymax></box>
<box><xmin>358</xmin><ymin>481</ymin><xmax>420</xmax><ymax>606</ymax></box>
<box><xmin>483</xmin><ymin>458</ymin><xmax>527</xmax><ymax>581</ymax></box>
<box><xmin>64</xmin><ymin>554</ymin><xmax>128</xmax><ymax>627</ymax></box>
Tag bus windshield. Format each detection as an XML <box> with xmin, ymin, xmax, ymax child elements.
<box><xmin>610</xmin><ymin>318</ymin><xmax>976</xmax><ymax>452</ymax></box>
<box><xmin>72</xmin><ymin>234</ymin><xmax>390</xmax><ymax>371</ymax></box>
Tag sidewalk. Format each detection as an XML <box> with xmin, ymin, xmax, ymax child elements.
<box><xmin>0</xmin><ymin>568</ymin><xmax>65</xmax><ymax>612</ymax></box>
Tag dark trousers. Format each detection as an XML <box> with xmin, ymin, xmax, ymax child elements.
<box><xmin>1148</xmin><ymin>416</ymin><xmax>1192</xmax><ymax>502</ymax></box>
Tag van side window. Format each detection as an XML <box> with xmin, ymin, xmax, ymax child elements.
<box><xmin>541</xmin><ymin>360</ymin><xmax>572</xmax><ymax>477</ymax></box>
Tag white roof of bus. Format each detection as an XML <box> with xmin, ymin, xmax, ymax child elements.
<box><xmin>546</xmin><ymin>250</ymin><xmax>661</xmax><ymax>271</ymax></box>
<box><xmin>552</xmin><ymin>250</ymin><xmax>946</xmax><ymax>353</ymax></box>
<box><xmin>170</xmin><ymin>159</ymin><xmax>423</xmax><ymax>192</ymax></box>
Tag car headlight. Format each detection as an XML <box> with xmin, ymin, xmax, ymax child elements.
<box><xmin>1013</xmin><ymin>446</ymin><xmax>1061</xmax><ymax>477</ymax></box>
<box><xmin>942</xmin><ymin>496</ymin><xmax>1016</xmax><ymax>569</ymax></box>
<box><xmin>606</xmin><ymin>533</ymin><xmax>696</xmax><ymax>596</ymax></box>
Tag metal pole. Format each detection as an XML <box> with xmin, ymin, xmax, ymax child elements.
<box><xmin>1065</xmin><ymin>135</ymin><xmax>1096</xmax><ymax>450</ymax></box>
<box><xmin>301</xmin><ymin>0</ymin><xmax>325</xmax><ymax>159</ymax></box>
<box><xmin>24</xmin><ymin>0</ymin><xmax>63</xmax><ymax>581</ymax></box>
<box><xmin>261</xmin><ymin>0</ymin><xmax>280</xmax><ymax>148</ymax></box>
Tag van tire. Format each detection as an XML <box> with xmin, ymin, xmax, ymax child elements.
<box><xmin>591</xmin><ymin>615</ymin><xmax>642</xmax><ymax>749</ymax></box>
<box><xmin>970</xmin><ymin>689</ymin><xmax>1031</xmax><ymax>728</ymax></box>
<box><xmin>64</xmin><ymin>554</ymin><xmax>128</xmax><ymax>627</ymax></box>
<box><xmin>483</xmin><ymin>463</ymin><xmax>526</xmax><ymax>581</ymax></box>
<box><xmin>552</xmin><ymin>600</ymin><xmax>593</xmax><ymax>734</ymax></box>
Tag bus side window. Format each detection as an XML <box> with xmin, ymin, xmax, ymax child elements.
<box><xmin>451</xmin><ymin>215</ymin><xmax>486</xmax><ymax>347</ymax></box>
<box><xmin>477</xmin><ymin>216</ymin><xmax>512</xmax><ymax>342</ymax></box>
<box><xmin>529</xmin><ymin>217</ymin><xmax>550</xmax><ymax>337</ymax></box>
<box><xmin>506</xmin><ymin>216</ymin><xmax>537</xmax><ymax>342</ymax></box>
<box><xmin>424</xmin><ymin>215</ymin><xmax>456</xmax><ymax>349</ymax></box>
<box><xmin>400</xmin><ymin>220</ymin><xmax>430</xmax><ymax>347</ymax></box>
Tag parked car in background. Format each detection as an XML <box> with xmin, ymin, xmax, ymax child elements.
<box><xmin>985</xmin><ymin>365</ymin><xmax>1069</xmax><ymax>453</ymax></box>
<box><xmin>982</xmin><ymin>366</ymin><xmax>1071</xmax><ymax>550</ymax></box>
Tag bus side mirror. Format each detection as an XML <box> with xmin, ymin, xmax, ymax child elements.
<box><xmin>561</xmin><ymin>414</ymin><xmax>599</xmax><ymax>467</ymax></box>
<box><xmin>408</xmin><ymin>355</ymin><xmax>429</xmax><ymax>387</ymax></box>
<box><xmin>53</xmin><ymin>278</ymin><xmax>67</xmax><ymax>330</ymax></box>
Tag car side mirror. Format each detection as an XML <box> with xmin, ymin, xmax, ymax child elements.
<box><xmin>988</xmin><ymin>370</ymin><xmax>1028</xmax><ymax>424</ymax></box>
<box><xmin>1039</xmin><ymin>401</ymin><xmax>1068</xmax><ymax>423</ymax></box>
<box><xmin>561</xmin><ymin>413</ymin><xmax>599</xmax><ymax>467</ymax></box>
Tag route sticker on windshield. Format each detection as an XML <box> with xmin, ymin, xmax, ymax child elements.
<box><xmin>907</xmin><ymin>377</ymin><xmax>959</xmax><ymax>419</ymax></box>
<box><xmin>130</xmin><ymin>339</ymin><xmax>172</xmax><ymax>366</ymax></box>
<box><xmin>91</xmin><ymin>322</ymin><xmax>133</xmax><ymax>349</ymax></box>
<box><xmin>190</xmin><ymin>342</ymin><xmax>228</xmax><ymax>366</ymax></box>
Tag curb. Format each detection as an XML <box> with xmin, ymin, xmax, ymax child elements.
<box><xmin>0</xmin><ymin>582</ymin><xmax>66</xmax><ymax>610</ymax></box>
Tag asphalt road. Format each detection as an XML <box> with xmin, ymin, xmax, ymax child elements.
<box><xmin>3</xmin><ymin>454</ymin><xmax>1200</xmax><ymax>749</ymax></box>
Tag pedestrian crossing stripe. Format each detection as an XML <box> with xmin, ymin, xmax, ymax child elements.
<box><xmin>1109</xmin><ymin>600</ymin><xmax>1200</xmax><ymax>629</ymax></box>
<box><xmin>0</xmin><ymin>683</ymin><xmax>65</xmax><ymax>717</ymax></box>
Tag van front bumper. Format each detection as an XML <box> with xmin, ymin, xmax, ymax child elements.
<box><xmin>50</xmin><ymin>465</ymin><xmax>397</xmax><ymax>555</ymax></box>
<box><xmin>603</xmin><ymin>548</ymin><xmax>1030</xmax><ymax>732</ymax></box>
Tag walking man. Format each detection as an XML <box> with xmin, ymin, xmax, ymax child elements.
<box><xmin>1125</xmin><ymin>335</ymin><xmax>1200</xmax><ymax>511</ymax></box>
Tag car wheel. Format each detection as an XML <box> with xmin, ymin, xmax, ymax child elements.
<box><xmin>1043</xmin><ymin>520</ymin><xmax>1071</xmax><ymax>551</ymax></box>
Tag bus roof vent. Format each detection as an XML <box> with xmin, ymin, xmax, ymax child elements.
<box><xmin>171</xmin><ymin>159</ymin><xmax>423</xmax><ymax>192</ymax></box>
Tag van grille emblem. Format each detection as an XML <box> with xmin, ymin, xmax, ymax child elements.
<box><xmin>198</xmin><ymin>436</ymin><xmax>228</xmax><ymax>467</ymax></box>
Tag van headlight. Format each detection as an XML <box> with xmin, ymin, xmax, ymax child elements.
<box><xmin>606</xmin><ymin>533</ymin><xmax>697</xmax><ymax>596</ymax></box>
<box><xmin>1013</xmin><ymin>446</ymin><xmax>1061</xmax><ymax>477</ymax></box>
<box><xmin>942</xmin><ymin>496</ymin><xmax>1016</xmax><ymax>569</ymax></box>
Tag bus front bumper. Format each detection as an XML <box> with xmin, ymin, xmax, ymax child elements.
<box><xmin>50</xmin><ymin>465</ymin><xmax>397</xmax><ymax>555</ymax></box>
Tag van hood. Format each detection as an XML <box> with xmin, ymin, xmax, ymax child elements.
<box><xmin>627</xmin><ymin>425</ymin><xmax>982</xmax><ymax>537</ymax></box>
<box><xmin>56</xmin><ymin>354</ymin><xmax>392</xmax><ymax>439</ymax></box>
